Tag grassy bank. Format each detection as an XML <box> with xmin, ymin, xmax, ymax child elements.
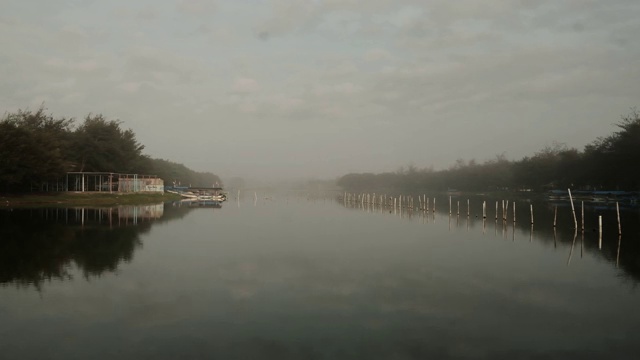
<box><xmin>0</xmin><ymin>192</ymin><xmax>183</xmax><ymax>207</ymax></box>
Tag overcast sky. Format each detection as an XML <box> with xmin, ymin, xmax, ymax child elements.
<box><xmin>1</xmin><ymin>0</ymin><xmax>639</xmax><ymax>181</ymax></box>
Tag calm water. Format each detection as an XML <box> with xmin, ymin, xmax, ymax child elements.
<box><xmin>1</xmin><ymin>194</ymin><xmax>640</xmax><ymax>359</ymax></box>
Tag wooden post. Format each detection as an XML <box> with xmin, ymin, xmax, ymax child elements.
<box><xmin>598</xmin><ymin>215</ymin><xmax>603</xmax><ymax>249</ymax></box>
<box><xmin>433</xmin><ymin>198</ymin><xmax>436</xmax><ymax>213</ymax></box>
<box><xmin>616</xmin><ymin>235</ymin><xmax>622</xmax><ymax>268</ymax></box>
<box><xmin>482</xmin><ymin>201</ymin><xmax>486</xmax><ymax>219</ymax></box>
<box><xmin>513</xmin><ymin>202</ymin><xmax>516</xmax><ymax>222</ymax></box>
<box><xmin>581</xmin><ymin>201</ymin><xmax>584</xmax><ymax>232</ymax></box>
<box><xmin>616</xmin><ymin>202</ymin><xmax>622</xmax><ymax>235</ymax></box>
<box><xmin>568</xmin><ymin>188</ymin><xmax>578</xmax><ymax>229</ymax></box>
<box><xmin>530</xmin><ymin>204</ymin><xmax>534</xmax><ymax>224</ymax></box>
<box><xmin>504</xmin><ymin>201</ymin><xmax>509</xmax><ymax>221</ymax></box>
<box><xmin>449</xmin><ymin>196</ymin><xmax>452</xmax><ymax>215</ymax></box>
<box><xmin>553</xmin><ymin>206</ymin><xmax>557</xmax><ymax>227</ymax></box>
<box><xmin>467</xmin><ymin>199</ymin><xmax>470</xmax><ymax>217</ymax></box>
<box><xmin>457</xmin><ymin>200</ymin><xmax>459</xmax><ymax>215</ymax></box>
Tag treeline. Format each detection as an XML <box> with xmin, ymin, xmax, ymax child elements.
<box><xmin>338</xmin><ymin>109</ymin><xmax>640</xmax><ymax>193</ymax></box>
<box><xmin>0</xmin><ymin>107</ymin><xmax>221</xmax><ymax>192</ymax></box>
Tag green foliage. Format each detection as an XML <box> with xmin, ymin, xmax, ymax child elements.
<box><xmin>338</xmin><ymin>109</ymin><xmax>640</xmax><ymax>192</ymax></box>
<box><xmin>145</xmin><ymin>158</ymin><xmax>222</xmax><ymax>187</ymax></box>
<box><xmin>70</xmin><ymin>114</ymin><xmax>145</xmax><ymax>173</ymax></box>
<box><xmin>0</xmin><ymin>108</ymin><xmax>73</xmax><ymax>190</ymax></box>
<box><xmin>583</xmin><ymin>108</ymin><xmax>640</xmax><ymax>189</ymax></box>
<box><xmin>0</xmin><ymin>106</ymin><xmax>222</xmax><ymax>192</ymax></box>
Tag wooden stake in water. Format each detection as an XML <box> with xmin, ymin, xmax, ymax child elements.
<box><xmin>495</xmin><ymin>201</ymin><xmax>498</xmax><ymax>220</ymax></box>
<box><xmin>513</xmin><ymin>202</ymin><xmax>516</xmax><ymax>222</ymax></box>
<box><xmin>580</xmin><ymin>201</ymin><xmax>584</xmax><ymax>232</ymax></box>
<box><xmin>467</xmin><ymin>199</ymin><xmax>470</xmax><ymax>217</ymax></box>
<box><xmin>616</xmin><ymin>202</ymin><xmax>622</xmax><ymax>235</ymax></box>
<box><xmin>504</xmin><ymin>201</ymin><xmax>509</xmax><ymax>221</ymax></box>
<box><xmin>553</xmin><ymin>206</ymin><xmax>557</xmax><ymax>227</ymax></box>
<box><xmin>482</xmin><ymin>201</ymin><xmax>486</xmax><ymax>219</ymax></box>
<box><xmin>449</xmin><ymin>196</ymin><xmax>452</xmax><ymax>215</ymax></box>
<box><xmin>598</xmin><ymin>215</ymin><xmax>603</xmax><ymax>249</ymax></box>
<box><xmin>530</xmin><ymin>204</ymin><xmax>534</xmax><ymax>224</ymax></box>
<box><xmin>568</xmin><ymin>188</ymin><xmax>578</xmax><ymax>229</ymax></box>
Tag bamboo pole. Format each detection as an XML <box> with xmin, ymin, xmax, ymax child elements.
<box><xmin>616</xmin><ymin>235</ymin><xmax>622</xmax><ymax>268</ymax></box>
<box><xmin>580</xmin><ymin>201</ymin><xmax>584</xmax><ymax>231</ymax></box>
<box><xmin>568</xmin><ymin>188</ymin><xmax>578</xmax><ymax>229</ymax></box>
<box><xmin>530</xmin><ymin>204</ymin><xmax>534</xmax><ymax>224</ymax></box>
<box><xmin>504</xmin><ymin>201</ymin><xmax>509</xmax><ymax>221</ymax></box>
<box><xmin>616</xmin><ymin>202</ymin><xmax>622</xmax><ymax>235</ymax></box>
<box><xmin>598</xmin><ymin>215</ymin><xmax>603</xmax><ymax>249</ymax></box>
<box><xmin>567</xmin><ymin>230</ymin><xmax>577</xmax><ymax>266</ymax></box>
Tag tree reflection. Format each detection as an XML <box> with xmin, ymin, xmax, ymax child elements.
<box><xmin>0</xmin><ymin>202</ymin><xmax>223</xmax><ymax>289</ymax></box>
<box><xmin>0</xmin><ymin>206</ymin><xmax>154</xmax><ymax>289</ymax></box>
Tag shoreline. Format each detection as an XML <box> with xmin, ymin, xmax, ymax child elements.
<box><xmin>0</xmin><ymin>192</ymin><xmax>183</xmax><ymax>208</ymax></box>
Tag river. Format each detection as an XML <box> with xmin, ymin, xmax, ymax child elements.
<box><xmin>1</xmin><ymin>193</ymin><xmax>639</xmax><ymax>359</ymax></box>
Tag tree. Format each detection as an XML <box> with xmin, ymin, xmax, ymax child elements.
<box><xmin>70</xmin><ymin>114</ymin><xmax>145</xmax><ymax>173</ymax></box>
<box><xmin>0</xmin><ymin>107</ymin><xmax>73</xmax><ymax>190</ymax></box>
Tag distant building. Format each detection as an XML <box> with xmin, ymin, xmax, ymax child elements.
<box><xmin>65</xmin><ymin>172</ymin><xmax>164</xmax><ymax>193</ymax></box>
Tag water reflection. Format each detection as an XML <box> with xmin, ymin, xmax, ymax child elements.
<box><xmin>0</xmin><ymin>202</ymin><xmax>222</xmax><ymax>288</ymax></box>
<box><xmin>339</xmin><ymin>194</ymin><xmax>640</xmax><ymax>283</ymax></box>
<box><xmin>1</xmin><ymin>194</ymin><xmax>639</xmax><ymax>359</ymax></box>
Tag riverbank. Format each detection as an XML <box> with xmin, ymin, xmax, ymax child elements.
<box><xmin>0</xmin><ymin>192</ymin><xmax>183</xmax><ymax>207</ymax></box>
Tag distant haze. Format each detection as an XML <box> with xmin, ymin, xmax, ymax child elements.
<box><xmin>2</xmin><ymin>0</ymin><xmax>639</xmax><ymax>181</ymax></box>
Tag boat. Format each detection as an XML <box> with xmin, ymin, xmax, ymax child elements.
<box><xmin>165</xmin><ymin>186</ymin><xmax>227</xmax><ymax>202</ymax></box>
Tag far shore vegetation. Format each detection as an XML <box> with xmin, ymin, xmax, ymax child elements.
<box><xmin>0</xmin><ymin>106</ymin><xmax>222</xmax><ymax>194</ymax></box>
<box><xmin>337</xmin><ymin>108</ymin><xmax>640</xmax><ymax>193</ymax></box>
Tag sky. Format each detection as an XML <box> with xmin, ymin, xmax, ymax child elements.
<box><xmin>1</xmin><ymin>0</ymin><xmax>639</xmax><ymax>182</ymax></box>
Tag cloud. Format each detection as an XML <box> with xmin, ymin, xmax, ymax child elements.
<box><xmin>1</xmin><ymin>0</ymin><xmax>639</xmax><ymax>178</ymax></box>
<box><xmin>363</xmin><ymin>48</ymin><xmax>391</xmax><ymax>62</ymax></box>
<box><xmin>177</xmin><ymin>0</ymin><xmax>216</xmax><ymax>16</ymax></box>
<box><xmin>232</xmin><ymin>77</ymin><xmax>260</xmax><ymax>94</ymax></box>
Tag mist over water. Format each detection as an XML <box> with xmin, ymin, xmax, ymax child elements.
<box><xmin>1</xmin><ymin>195</ymin><xmax>639</xmax><ymax>359</ymax></box>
